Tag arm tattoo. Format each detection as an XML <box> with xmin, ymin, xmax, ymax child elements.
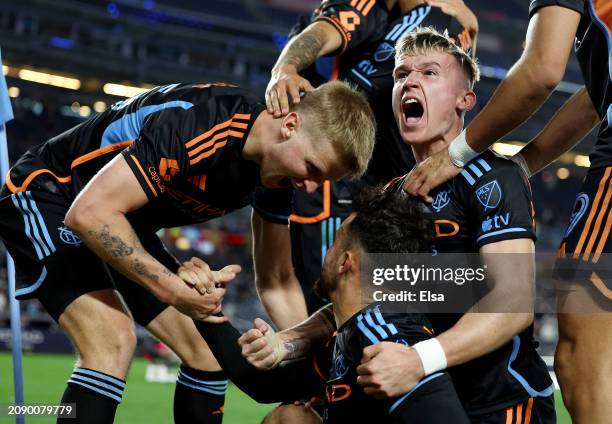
<box><xmin>283</xmin><ymin>339</ymin><xmax>312</xmax><ymax>360</ymax></box>
<box><xmin>283</xmin><ymin>32</ymin><xmax>324</xmax><ymax>71</ymax></box>
<box><xmin>130</xmin><ymin>258</ymin><xmax>160</xmax><ymax>283</ymax></box>
<box><xmin>88</xmin><ymin>225</ymin><xmax>134</xmax><ymax>258</ymax></box>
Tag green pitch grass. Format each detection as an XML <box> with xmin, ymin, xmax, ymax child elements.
<box><xmin>1</xmin><ymin>352</ymin><xmax>572</xmax><ymax>423</ymax></box>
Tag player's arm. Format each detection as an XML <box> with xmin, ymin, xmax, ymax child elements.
<box><xmin>404</xmin><ymin>5</ymin><xmax>581</xmax><ymax>199</ymax></box>
<box><xmin>65</xmin><ymin>155</ymin><xmax>233</xmax><ymax>320</ymax></box>
<box><xmin>266</xmin><ymin>19</ymin><xmax>342</xmax><ymax>116</ymax></box>
<box><xmin>252</xmin><ymin>210</ymin><xmax>308</xmax><ymax>329</ymax></box>
<box><xmin>518</xmin><ymin>86</ymin><xmax>600</xmax><ymax>175</ymax></box>
<box><xmin>424</xmin><ymin>0</ymin><xmax>479</xmax><ymax>55</ymax></box>
<box><xmin>436</xmin><ymin>238</ymin><xmax>535</xmax><ymax>367</ymax></box>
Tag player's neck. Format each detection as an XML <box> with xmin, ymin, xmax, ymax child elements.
<box><xmin>411</xmin><ymin>127</ymin><xmax>464</xmax><ymax>163</ymax></box>
<box><xmin>329</xmin><ymin>278</ymin><xmax>363</xmax><ymax>328</ymax></box>
<box><xmin>243</xmin><ymin>111</ymin><xmax>277</xmax><ymax>164</ymax></box>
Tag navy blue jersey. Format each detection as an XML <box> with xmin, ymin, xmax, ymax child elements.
<box><xmin>4</xmin><ymin>83</ymin><xmax>292</xmax><ymax>231</ymax></box>
<box><xmin>530</xmin><ymin>0</ymin><xmax>612</xmax><ymax>170</ymax></box>
<box><xmin>408</xmin><ymin>151</ymin><xmax>552</xmax><ymax>415</ymax></box>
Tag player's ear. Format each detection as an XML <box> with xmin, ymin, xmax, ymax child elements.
<box><xmin>457</xmin><ymin>89</ymin><xmax>476</xmax><ymax>113</ymax></box>
<box><xmin>280</xmin><ymin>112</ymin><xmax>302</xmax><ymax>140</ymax></box>
<box><xmin>338</xmin><ymin>250</ymin><xmax>355</xmax><ymax>275</ymax></box>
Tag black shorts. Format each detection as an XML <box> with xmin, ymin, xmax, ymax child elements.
<box><xmin>470</xmin><ymin>396</ymin><xmax>556</xmax><ymax>424</ymax></box>
<box><xmin>0</xmin><ymin>185</ymin><xmax>174</xmax><ymax>325</ymax></box>
<box><xmin>555</xmin><ymin>166</ymin><xmax>611</xmax><ymax>301</ymax></box>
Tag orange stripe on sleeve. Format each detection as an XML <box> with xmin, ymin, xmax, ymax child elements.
<box><xmin>187</xmin><ymin>127</ymin><xmax>245</xmax><ymax>158</ymax></box>
<box><xmin>290</xmin><ymin>181</ymin><xmax>331</xmax><ymax>224</ymax></box>
<box><xmin>362</xmin><ymin>0</ymin><xmax>376</xmax><ymax>15</ymax></box>
<box><xmin>189</xmin><ymin>141</ymin><xmax>228</xmax><ymax>165</ymax></box>
<box><xmin>70</xmin><ymin>140</ymin><xmax>134</xmax><ymax>169</ymax></box>
<box><xmin>129</xmin><ymin>155</ymin><xmax>158</xmax><ymax>197</ymax></box>
<box><xmin>516</xmin><ymin>403</ymin><xmax>523</xmax><ymax>424</ymax></box>
<box><xmin>185</xmin><ymin>120</ymin><xmax>233</xmax><ymax>149</ymax></box>
<box><xmin>593</xmin><ymin>207</ymin><xmax>611</xmax><ymax>263</ymax></box>
<box><xmin>233</xmin><ymin>113</ymin><xmax>251</xmax><ymax>121</ymax></box>
<box><xmin>591</xmin><ymin>271</ymin><xmax>612</xmax><ymax>299</ymax></box>
<box><xmin>524</xmin><ymin>398</ymin><xmax>533</xmax><ymax>424</ymax></box>
<box><xmin>574</xmin><ymin>167</ymin><xmax>612</xmax><ymax>257</ymax></box>
<box><xmin>505</xmin><ymin>407</ymin><xmax>513</xmax><ymax>424</ymax></box>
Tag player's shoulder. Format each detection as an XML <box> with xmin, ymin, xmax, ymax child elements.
<box><xmin>454</xmin><ymin>150</ymin><xmax>526</xmax><ymax>192</ymax></box>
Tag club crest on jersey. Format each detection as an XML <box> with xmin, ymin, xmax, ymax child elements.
<box><xmin>374</xmin><ymin>42</ymin><xmax>395</xmax><ymax>62</ymax></box>
<box><xmin>334</xmin><ymin>353</ymin><xmax>349</xmax><ymax>378</ymax></box>
<box><xmin>58</xmin><ymin>226</ymin><xmax>82</xmax><ymax>246</ymax></box>
<box><xmin>475</xmin><ymin>180</ymin><xmax>502</xmax><ymax>210</ymax></box>
<box><xmin>432</xmin><ymin>190</ymin><xmax>450</xmax><ymax>212</ymax></box>
<box><xmin>565</xmin><ymin>193</ymin><xmax>589</xmax><ymax>237</ymax></box>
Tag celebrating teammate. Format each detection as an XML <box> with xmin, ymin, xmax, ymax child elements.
<box><xmin>241</xmin><ymin>27</ymin><xmax>555</xmax><ymax>424</ymax></box>
<box><xmin>195</xmin><ymin>187</ymin><xmax>471</xmax><ymax>423</ymax></box>
<box><xmin>0</xmin><ymin>81</ymin><xmax>375</xmax><ymax>423</ymax></box>
<box><xmin>268</xmin><ymin>0</ymin><xmax>479</xmax><ymax>313</ymax></box>
<box><xmin>401</xmin><ymin>2</ymin><xmax>611</xmax><ymax>422</ymax></box>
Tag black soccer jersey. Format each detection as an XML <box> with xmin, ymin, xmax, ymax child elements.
<box><xmin>393</xmin><ymin>151</ymin><xmax>553</xmax><ymax>415</ymax></box>
<box><xmin>320</xmin><ymin>304</ymin><xmax>468</xmax><ymax>423</ymax></box>
<box><xmin>530</xmin><ymin>0</ymin><xmax>612</xmax><ymax>170</ymax></box>
<box><xmin>4</xmin><ymin>83</ymin><xmax>292</xmax><ymax>231</ymax></box>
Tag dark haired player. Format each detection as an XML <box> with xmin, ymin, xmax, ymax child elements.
<box><xmin>195</xmin><ymin>187</ymin><xmax>470</xmax><ymax>423</ymax></box>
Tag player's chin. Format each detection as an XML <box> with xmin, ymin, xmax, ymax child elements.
<box><xmin>264</xmin><ymin>176</ymin><xmax>291</xmax><ymax>189</ymax></box>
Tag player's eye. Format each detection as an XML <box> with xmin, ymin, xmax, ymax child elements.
<box><xmin>424</xmin><ymin>69</ymin><xmax>437</xmax><ymax>76</ymax></box>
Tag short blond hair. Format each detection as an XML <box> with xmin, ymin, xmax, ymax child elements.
<box><xmin>395</xmin><ymin>26</ymin><xmax>480</xmax><ymax>89</ymax></box>
<box><xmin>292</xmin><ymin>80</ymin><xmax>376</xmax><ymax>178</ymax></box>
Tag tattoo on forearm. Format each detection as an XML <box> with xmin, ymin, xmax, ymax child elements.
<box><xmin>88</xmin><ymin>225</ymin><xmax>134</xmax><ymax>258</ymax></box>
<box><xmin>131</xmin><ymin>258</ymin><xmax>160</xmax><ymax>283</ymax></box>
<box><xmin>284</xmin><ymin>32</ymin><xmax>324</xmax><ymax>71</ymax></box>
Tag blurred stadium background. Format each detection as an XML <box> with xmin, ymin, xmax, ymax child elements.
<box><xmin>0</xmin><ymin>0</ymin><xmax>592</xmax><ymax>422</ymax></box>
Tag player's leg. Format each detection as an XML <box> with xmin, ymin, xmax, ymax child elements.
<box><xmin>114</xmin><ymin>233</ymin><xmax>226</xmax><ymax>424</ymax></box>
<box><xmin>55</xmin><ymin>289</ymin><xmax>135</xmax><ymax>424</ymax></box>
<box><xmin>261</xmin><ymin>404</ymin><xmax>321</xmax><ymax>424</ymax></box>
<box><xmin>553</xmin><ymin>166</ymin><xmax>612</xmax><ymax>423</ymax></box>
<box><xmin>0</xmin><ymin>188</ymin><xmax>131</xmax><ymax>424</ymax></box>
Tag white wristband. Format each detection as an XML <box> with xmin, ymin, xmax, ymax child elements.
<box><xmin>412</xmin><ymin>338</ymin><xmax>447</xmax><ymax>376</ymax></box>
<box><xmin>448</xmin><ymin>129</ymin><xmax>479</xmax><ymax>168</ymax></box>
<box><xmin>510</xmin><ymin>152</ymin><xmax>532</xmax><ymax>178</ymax></box>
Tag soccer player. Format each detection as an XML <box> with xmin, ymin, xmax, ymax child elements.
<box><xmin>195</xmin><ymin>187</ymin><xmax>471</xmax><ymax>423</ymax></box>
<box><xmin>401</xmin><ymin>2</ymin><xmax>611</xmax><ymax>422</ymax></box>
<box><xmin>0</xmin><ymin>81</ymin><xmax>375</xmax><ymax>423</ymax></box>
<box><xmin>242</xmin><ymin>28</ymin><xmax>556</xmax><ymax>423</ymax></box>
<box><xmin>267</xmin><ymin>0</ymin><xmax>478</xmax><ymax>312</ymax></box>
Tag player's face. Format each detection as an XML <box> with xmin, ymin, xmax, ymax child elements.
<box><xmin>260</xmin><ymin>129</ymin><xmax>345</xmax><ymax>192</ymax></box>
<box><xmin>392</xmin><ymin>51</ymin><xmax>471</xmax><ymax>147</ymax></box>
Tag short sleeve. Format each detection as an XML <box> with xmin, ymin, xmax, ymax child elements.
<box><xmin>251</xmin><ymin>186</ymin><xmax>294</xmax><ymax>225</ymax></box>
<box><xmin>313</xmin><ymin>0</ymin><xmax>389</xmax><ymax>55</ymax></box>
<box><xmin>465</xmin><ymin>161</ymin><xmax>536</xmax><ymax>248</ymax></box>
<box><xmin>122</xmin><ymin>107</ymin><xmax>193</xmax><ymax>200</ymax></box>
<box><xmin>529</xmin><ymin>0</ymin><xmax>584</xmax><ymax>19</ymax></box>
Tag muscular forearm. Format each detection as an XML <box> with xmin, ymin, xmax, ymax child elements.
<box><xmin>466</xmin><ymin>59</ymin><xmax>555</xmax><ymax>153</ymax></box>
<box><xmin>66</xmin><ymin>209</ymin><xmax>180</xmax><ymax>302</ymax></box>
<box><xmin>257</xmin><ymin>277</ymin><xmax>308</xmax><ymax>330</ymax></box>
<box><xmin>279</xmin><ymin>303</ymin><xmax>335</xmax><ymax>359</ymax></box>
<box><xmin>272</xmin><ymin>21</ymin><xmax>341</xmax><ymax>75</ymax></box>
<box><xmin>521</xmin><ymin>86</ymin><xmax>600</xmax><ymax>174</ymax></box>
<box><xmin>437</xmin><ymin>312</ymin><xmax>532</xmax><ymax>367</ymax></box>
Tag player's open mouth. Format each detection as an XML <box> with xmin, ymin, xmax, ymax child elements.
<box><xmin>402</xmin><ymin>97</ymin><xmax>424</xmax><ymax>126</ymax></box>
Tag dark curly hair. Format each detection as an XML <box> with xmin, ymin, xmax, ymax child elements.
<box><xmin>346</xmin><ymin>185</ymin><xmax>431</xmax><ymax>254</ymax></box>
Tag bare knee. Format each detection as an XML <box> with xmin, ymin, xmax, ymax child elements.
<box><xmin>262</xmin><ymin>405</ymin><xmax>321</xmax><ymax>424</ymax></box>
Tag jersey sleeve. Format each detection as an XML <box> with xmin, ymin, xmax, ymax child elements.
<box><xmin>251</xmin><ymin>186</ymin><xmax>294</xmax><ymax>225</ymax></box>
<box><xmin>121</xmin><ymin>107</ymin><xmax>194</xmax><ymax>200</ymax></box>
<box><xmin>313</xmin><ymin>0</ymin><xmax>389</xmax><ymax>55</ymax></box>
<box><xmin>355</xmin><ymin>309</ymin><xmax>433</xmax><ymax>348</ymax></box>
<box><xmin>529</xmin><ymin>0</ymin><xmax>584</xmax><ymax>19</ymax></box>
<box><xmin>462</xmin><ymin>159</ymin><xmax>536</xmax><ymax>248</ymax></box>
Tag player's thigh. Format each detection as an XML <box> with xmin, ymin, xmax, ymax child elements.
<box><xmin>557</xmin><ymin>312</ymin><xmax>612</xmax><ymax>370</ymax></box>
<box><xmin>262</xmin><ymin>404</ymin><xmax>321</xmax><ymax>424</ymax></box>
<box><xmin>555</xmin><ymin>166</ymin><xmax>612</xmax><ymax>311</ymax></box>
<box><xmin>0</xmin><ymin>188</ymin><xmax>118</xmax><ymax>321</ymax></box>
<box><xmin>470</xmin><ymin>396</ymin><xmax>556</xmax><ymax>424</ymax></box>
